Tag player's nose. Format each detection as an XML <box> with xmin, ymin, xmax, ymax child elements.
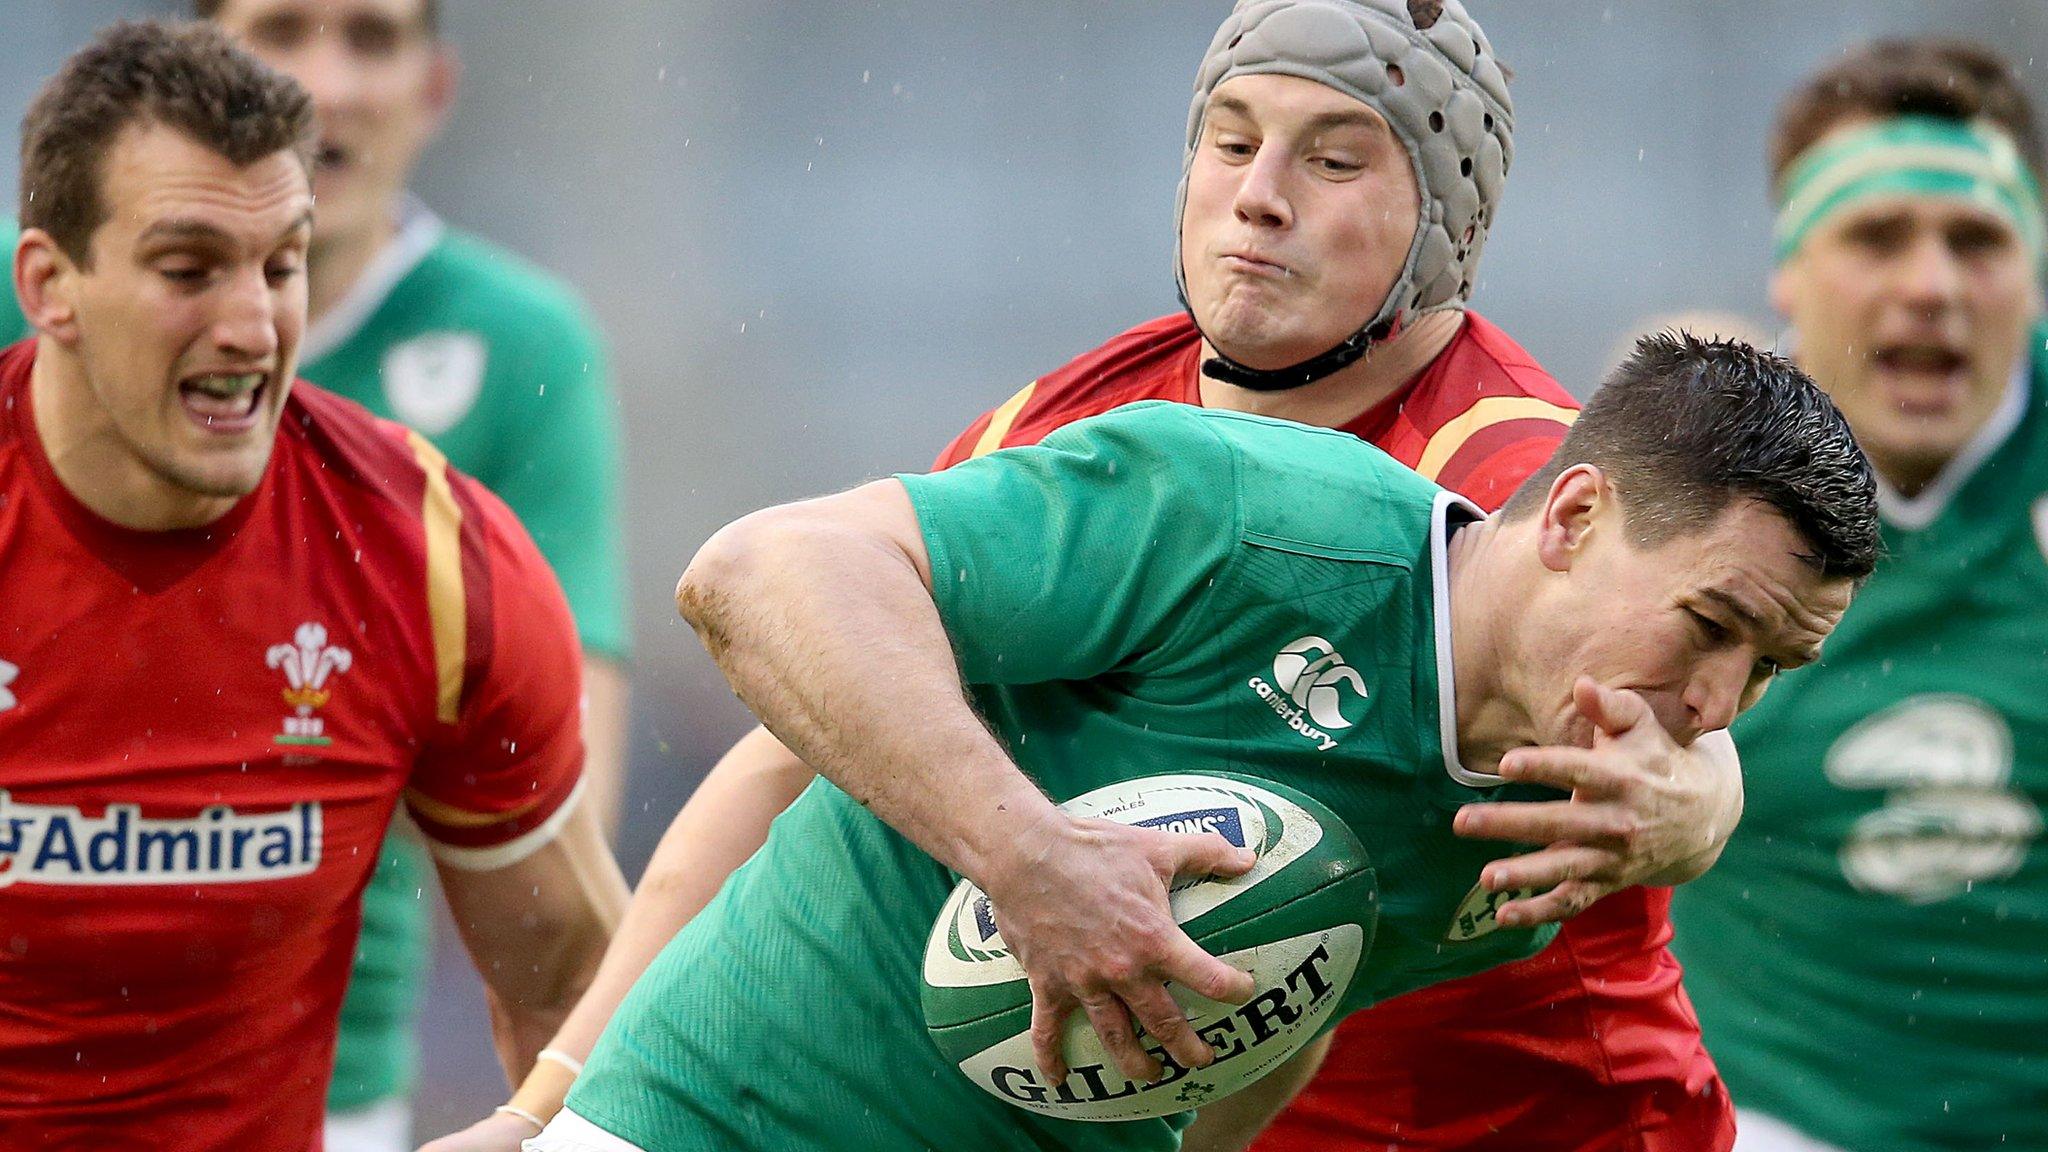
<box><xmin>1233</xmin><ymin>150</ymin><xmax>1295</xmax><ymax>229</ymax></box>
<box><xmin>210</xmin><ymin>267</ymin><xmax>282</xmax><ymax>360</ymax></box>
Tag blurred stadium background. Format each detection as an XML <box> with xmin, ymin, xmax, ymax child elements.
<box><xmin>4</xmin><ymin>0</ymin><xmax>2043</xmax><ymax>1138</ymax></box>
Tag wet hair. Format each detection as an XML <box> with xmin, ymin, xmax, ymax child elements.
<box><xmin>1771</xmin><ymin>38</ymin><xmax>2045</xmax><ymax>192</ymax></box>
<box><xmin>19</xmin><ymin>21</ymin><xmax>315</xmax><ymax>265</ymax></box>
<box><xmin>1501</xmin><ymin>332</ymin><xmax>1880</xmax><ymax>579</ymax></box>
<box><xmin>194</xmin><ymin>0</ymin><xmax>442</xmax><ymax>35</ymax></box>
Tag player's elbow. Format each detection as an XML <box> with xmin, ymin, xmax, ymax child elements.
<box><xmin>675</xmin><ymin>507</ymin><xmax>799</xmax><ymax>632</ymax></box>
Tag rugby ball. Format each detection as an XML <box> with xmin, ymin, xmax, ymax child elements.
<box><xmin>921</xmin><ymin>772</ymin><xmax>1376</xmax><ymax>1122</ymax></box>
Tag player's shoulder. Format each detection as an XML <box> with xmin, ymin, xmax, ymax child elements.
<box><xmin>1018</xmin><ymin>313</ymin><xmax>1201</xmax><ymax>418</ymax></box>
<box><xmin>395</xmin><ymin>226</ymin><xmax>602</xmax><ymax>348</ymax></box>
<box><xmin>281</xmin><ymin>382</ymin><xmax>522</xmax><ymax>539</ymax></box>
<box><xmin>1418</xmin><ymin>312</ymin><xmax>1578</xmax><ymax>415</ymax></box>
<box><xmin>1068</xmin><ymin>402</ymin><xmax>1439</xmax><ymax>559</ymax></box>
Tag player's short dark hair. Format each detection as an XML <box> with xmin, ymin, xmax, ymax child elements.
<box><xmin>192</xmin><ymin>0</ymin><xmax>441</xmax><ymax>35</ymax></box>
<box><xmin>1770</xmin><ymin>38</ymin><xmax>2045</xmax><ymax>192</ymax></box>
<box><xmin>1501</xmin><ymin>332</ymin><xmax>1880</xmax><ymax>580</ymax></box>
<box><xmin>19</xmin><ymin>21</ymin><xmax>315</xmax><ymax>265</ymax></box>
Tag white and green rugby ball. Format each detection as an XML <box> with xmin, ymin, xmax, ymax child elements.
<box><xmin>921</xmin><ymin>772</ymin><xmax>1377</xmax><ymax>1122</ymax></box>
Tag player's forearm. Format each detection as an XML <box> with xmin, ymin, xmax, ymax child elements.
<box><xmin>1176</xmin><ymin>1032</ymin><xmax>1332</xmax><ymax>1152</ymax></box>
<box><xmin>1639</xmin><ymin>727</ymin><xmax>1744</xmax><ymax>887</ymax></box>
<box><xmin>441</xmin><ymin>805</ymin><xmax>630</xmax><ymax>1079</ymax></box>
<box><xmin>675</xmin><ymin>483</ymin><xmax>1059</xmax><ymax>885</ymax></box>
<box><xmin>578</xmin><ymin>656</ymin><xmax>632</xmax><ymax>840</ymax></box>
<box><xmin>525</xmin><ymin>725</ymin><xmax>816</xmax><ymax>1062</ymax></box>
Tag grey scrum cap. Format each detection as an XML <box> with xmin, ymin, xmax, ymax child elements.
<box><xmin>1177</xmin><ymin>0</ymin><xmax>1515</xmax><ymax>390</ymax></box>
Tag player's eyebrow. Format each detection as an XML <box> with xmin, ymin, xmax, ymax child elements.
<box><xmin>137</xmin><ymin>210</ymin><xmax>315</xmax><ymax>250</ymax></box>
<box><xmin>1701</xmin><ymin>586</ymin><xmax>1821</xmax><ymax>666</ymax></box>
<box><xmin>1207</xmin><ymin>94</ymin><xmax>1389</xmax><ymax>138</ymax></box>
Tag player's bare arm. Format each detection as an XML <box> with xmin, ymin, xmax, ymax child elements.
<box><xmin>578</xmin><ymin>656</ymin><xmax>633</xmax><ymax>837</ymax></box>
<box><xmin>1178</xmin><ymin>1033</ymin><xmax>1334</xmax><ymax>1152</ymax></box>
<box><xmin>1452</xmin><ymin>683</ymin><xmax>1745</xmax><ymax>926</ymax></box>
<box><xmin>435</xmin><ymin>801</ymin><xmax>628</xmax><ymax>1088</ymax></box>
<box><xmin>675</xmin><ymin>478</ymin><xmax>1259</xmax><ymax>1084</ymax></box>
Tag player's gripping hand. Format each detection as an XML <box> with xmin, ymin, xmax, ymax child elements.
<box><xmin>980</xmin><ymin>813</ymin><xmax>1259</xmax><ymax>1087</ymax></box>
<box><xmin>1450</xmin><ymin>678</ymin><xmax>1742</xmax><ymax>927</ymax></box>
<box><xmin>414</xmin><ymin>1111</ymin><xmax>541</xmax><ymax>1152</ymax></box>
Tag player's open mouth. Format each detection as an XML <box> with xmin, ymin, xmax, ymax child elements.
<box><xmin>1872</xmin><ymin>343</ymin><xmax>1970</xmax><ymax>413</ymax></box>
<box><xmin>179</xmin><ymin>372</ymin><xmax>268</xmax><ymax>431</ymax></box>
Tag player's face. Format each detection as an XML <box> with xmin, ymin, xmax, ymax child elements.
<box><xmin>212</xmin><ymin>0</ymin><xmax>450</xmax><ymax>250</ymax></box>
<box><xmin>1530</xmin><ymin>491</ymin><xmax>1854</xmax><ymax>749</ymax></box>
<box><xmin>1773</xmin><ymin>152</ymin><xmax>2040</xmax><ymax>492</ymax></box>
<box><xmin>1180</xmin><ymin>74</ymin><xmax>1420</xmax><ymax>370</ymax></box>
<box><xmin>63</xmin><ymin>124</ymin><xmax>312</xmax><ymax>506</ymax></box>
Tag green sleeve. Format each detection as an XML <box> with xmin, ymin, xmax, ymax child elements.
<box><xmin>478</xmin><ymin>294</ymin><xmax>630</xmax><ymax>660</ymax></box>
<box><xmin>0</xmin><ymin>219</ymin><xmax>28</xmax><ymax>344</ymax></box>
<box><xmin>899</xmin><ymin>401</ymin><xmax>1240</xmax><ymax>685</ymax></box>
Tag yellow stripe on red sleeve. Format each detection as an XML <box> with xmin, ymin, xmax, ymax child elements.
<box><xmin>969</xmin><ymin>381</ymin><xmax>1039</xmax><ymax>460</ymax></box>
<box><xmin>1414</xmin><ymin>395</ymin><xmax>1578</xmax><ymax>484</ymax></box>
<box><xmin>404</xmin><ymin>429</ymin><xmax>468</xmax><ymax>724</ymax></box>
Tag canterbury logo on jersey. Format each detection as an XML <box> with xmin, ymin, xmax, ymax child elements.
<box><xmin>0</xmin><ymin>791</ymin><xmax>322</xmax><ymax>888</ymax></box>
<box><xmin>1246</xmin><ymin>636</ymin><xmax>1367</xmax><ymax>752</ymax></box>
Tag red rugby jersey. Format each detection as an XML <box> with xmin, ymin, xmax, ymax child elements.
<box><xmin>935</xmin><ymin>312</ymin><xmax>1733</xmax><ymax>1152</ymax></box>
<box><xmin>0</xmin><ymin>341</ymin><xmax>586</xmax><ymax>1151</ymax></box>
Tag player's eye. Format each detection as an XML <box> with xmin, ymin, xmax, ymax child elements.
<box><xmin>345</xmin><ymin>16</ymin><xmax>405</xmax><ymax>58</ymax></box>
<box><xmin>1948</xmin><ymin>220</ymin><xmax>2015</xmax><ymax>258</ymax></box>
<box><xmin>265</xmin><ymin>258</ymin><xmax>303</xmax><ymax>285</ymax></box>
<box><xmin>1312</xmin><ymin>155</ymin><xmax>1363</xmax><ymax>175</ymax></box>
<box><xmin>158</xmin><ymin>264</ymin><xmax>211</xmax><ymax>288</ymax></box>
<box><xmin>243</xmin><ymin>13</ymin><xmax>309</xmax><ymax>51</ymax></box>
<box><xmin>1688</xmin><ymin>609</ymin><xmax>1731</xmax><ymax>644</ymax></box>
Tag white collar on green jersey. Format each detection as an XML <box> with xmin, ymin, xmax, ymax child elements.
<box><xmin>1879</xmin><ymin>358</ymin><xmax>2032</xmax><ymax>532</ymax></box>
<box><xmin>298</xmin><ymin>195</ymin><xmax>445</xmax><ymax>365</ymax></box>
<box><xmin>1430</xmin><ymin>489</ymin><xmax>1501</xmax><ymax>789</ymax></box>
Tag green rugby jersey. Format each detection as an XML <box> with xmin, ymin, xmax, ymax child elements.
<box><xmin>0</xmin><ymin>219</ymin><xmax>26</xmax><ymax>343</ymax></box>
<box><xmin>567</xmin><ymin>402</ymin><xmax>1552</xmax><ymax>1151</ymax></box>
<box><xmin>303</xmin><ymin>203</ymin><xmax>627</xmax><ymax>1112</ymax></box>
<box><xmin>1672</xmin><ymin>351</ymin><xmax>2048</xmax><ymax>1150</ymax></box>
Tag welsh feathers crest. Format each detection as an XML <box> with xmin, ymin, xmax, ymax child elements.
<box><xmin>266</xmin><ymin>622</ymin><xmax>354</xmax><ymax>715</ymax></box>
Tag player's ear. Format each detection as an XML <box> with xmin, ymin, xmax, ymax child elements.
<box><xmin>16</xmin><ymin>228</ymin><xmax>82</xmax><ymax>346</ymax></box>
<box><xmin>421</xmin><ymin>42</ymin><xmax>461</xmax><ymax>137</ymax></box>
<box><xmin>1767</xmin><ymin>258</ymin><xmax>1797</xmax><ymax>321</ymax></box>
<box><xmin>1534</xmin><ymin>464</ymin><xmax>1603</xmax><ymax>573</ymax></box>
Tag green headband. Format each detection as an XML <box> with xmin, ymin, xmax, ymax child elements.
<box><xmin>1773</xmin><ymin>114</ymin><xmax>2046</xmax><ymax>264</ymax></box>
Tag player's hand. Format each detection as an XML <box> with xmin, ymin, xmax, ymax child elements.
<box><xmin>414</xmin><ymin>1112</ymin><xmax>543</xmax><ymax>1152</ymax></box>
<box><xmin>979</xmin><ymin>813</ymin><xmax>1259</xmax><ymax>1087</ymax></box>
<box><xmin>1450</xmin><ymin>678</ymin><xmax>1742</xmax><ymax>927</ymax></box>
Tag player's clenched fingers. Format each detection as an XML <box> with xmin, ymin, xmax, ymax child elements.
<box><xmin>1080</xmin><ymin>991</ymin><xmax>1160</xmax><ymax>1083</ymax></box>
<box><xmin>1454</xmin><ymin>798</ymin><xmax>1639</xmax><ymax>847</ymax></box>
<box><xmin>1493</xmin><ymin>878</ymin><xmax>1606</xmax><ymax>927</ymax></box>
<box><xmin>1493</xmin><ymin>747</ymin><xmax>1623</xmax><ymax>794</ymax></box>
<box><xmin>1160</xmin><ymin>931</ymin><xmax>1256</xmax><ymax>1005</ymax></box>
<box><xmin>1479</xmin><ymin>843</ymin><xmax>1618</xmax><ymax>894</ymax></box>
<box><xmin>1122</xmin><ymin>981</ymin><xmax>1212</xmax><ymax>1074</ymax></box>
<box><xmin>1029</xmin><ymin>988</ymin><xmax>1077</xmax><ymax>1083</ymax></box>
<box><xmin>1157</xmin><ymin>830</ymin><xmax>1259</xmax><ymax>883</ymax></box>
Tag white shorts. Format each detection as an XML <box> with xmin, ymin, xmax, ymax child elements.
<box><xmin>1734</xmin><ymin>1109</ymin><xmax>1852</xmax><ymax>1152</ymax></box>
<box><xmin>323</xmin><ymin>1097</ymin><xmax>412</xmax><ymax>1152</ymax></box>
<box><xmin>524</xmin><ymin>1107</ymin><xmax>651</xmax><ymax>1152</ymax></box>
